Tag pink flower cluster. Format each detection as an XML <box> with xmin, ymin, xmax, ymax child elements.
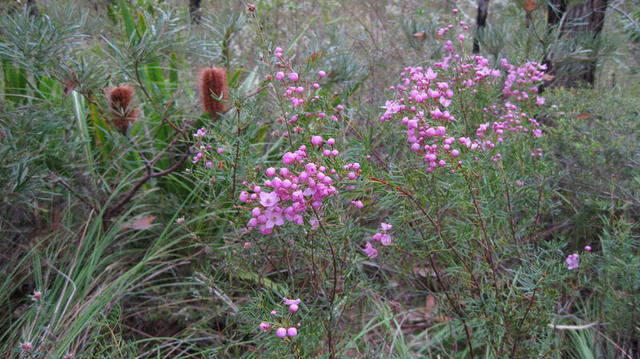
<box><xmin>565</xmin><ymin>245</ymin><xmax>593</xmax><ymax>270</ymax></box>
<box><xmin>566</xmin><ymin>253</ymin><xmax>579</xmax><ymax>270</ymax></box>
<box><xmin>259</xmin><ymin>298</ymin><xmax>302</xmax><ymax>339</ymax></box>
<box><xmin>342</xmin><ymin>162</ymin><xmax>362</xmax><ymax>181</ymax></box>
<box><xmin>190</xmin><ymin>127</ymin><xmax>225</xmax><ymax>168</ymax></box>
<box><xmin>240</xmin><ymin>145</ymin><xmax>338</xmax><ymax>234</ymax></box>
<box><xmin>500</xmin><ymin>59</ymin><xmax>547</xmax><ymax>104</ymax></box>
<box><xmin>363</xmin><ymin>222</ymin><xmax>393</xmax><ymax>259</ymax></box>
<box><xmin>311</xmin><ymin>135</ymin><xmax>340</xmax><ymax>157</ymax></box>
<box><xmin>379</xmin><ymin>19</ymin><xmax>546</xmax><ymax>172</ymax></box>
<box><xmin>272</xmin><ymin>46</ymin><xmax>330</xmax><ymax>108</ymax></box>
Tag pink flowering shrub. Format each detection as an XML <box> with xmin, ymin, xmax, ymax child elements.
<box><xmin>227</xmin><ymin>12</ymin><xmax>575</xmax><ymax>356</ymax></box>
<box><xmin>379</xmin><ymin>25</ymin><xmax>546</xmax><ymax>173</ymax></box>
<box><xmin>195</xmin><ymin>11</ymin><xmax>611</xmax><ymax>359</ymax></box>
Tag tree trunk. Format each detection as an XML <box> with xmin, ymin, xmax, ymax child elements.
<box><xmin>581</xmin><ymin>0</ymin><xmax>609</xmax><ymax>84</ymax></box>
<box><xmin>543</xmin><ymin>0</ymin><xmax>610</xmax><ymax>88</ymax></box>
<box><xmin>26</xmin><ymin>0</ymin><xmax>38</xmax><ymax>16</ymax></box>
<box><xmin>473</xmin><ymin>0</ymin><xmax>490</xmax><ymax>54</ymax></box>
<box><xmin>189</xmin><ymin>0</ymin><xmax>202</xmax><ymax>24</ymax></box>
<box><xmin>539</xmin><ymin>0</ymin><xmax>566</xmax><ymax>91</ymax></box>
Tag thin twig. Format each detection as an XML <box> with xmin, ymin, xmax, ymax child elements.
<box><xmin>106</xmin><ymin>135</ymin><xmax>187</xmax><ymax>218</ymax></box>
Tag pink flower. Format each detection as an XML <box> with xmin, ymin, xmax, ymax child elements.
<box><xmin>259</xmin><ymin>322</ymin><xmax>271</xmax><ymax>331</ymax></box>
<box><xmin>264</xmin><ymin>210</ymin><xmax>284</xmax><ymax>229</ymax></box>
<box><xmin>381</xmin><ymin>100</ymin><xmax>403</xmax><ymax>119</ymax></box>
<box><xmin>566</xmin><ymin>253</ymin><xmax>580</xmax><ymax>270</ymax></box>
<box><xmin>425</xmin><ymin>67</ymin><xmax>437</xmax><ymax>80</ymax></box>
<box><xmin>317</xmin><ymin>70</ymin><xmax>327</xmax><ymax>78</ymax></box>
<box><xmin>288</xmin><ymin>303</ymin><xmax>299</xmax><ymax>312</ymax></box>
<box><xmin>276</xmin><ymin>327</ymin><xmax>287</xmax><ymax>338</ymax></box>
<box><xmin>351</xmin><ymin>200</ymin><xmax>364</xmax><ymax>208</ymax></box>
<box><xmin>584</xmin><ymin>245</ymin><xmax>592</xmax><ymax>251</ymax></box>
<box><xmin>363</xmin><ymin>242</ymin><xmax>378</xmax><ymax>258</ymax></box>
<box><xmin>288</xmin><ymin>72</ymin><xmax>299</xmax><ymax>82</ymax></box>
<box><xmin>21</xmin><ymin>342</ymin><xmax>33</xmax><ymax>352</ymax></box>
<box><xmin>265</xmin><ymin>167</ymin><xmax>276</xmax><ymax>177</ymax></box>
<box><xmin>287</xmin><ymin>327</ymin><xmax>298</xmax><ymax>337</ymax></box>
<box><xmin>192</xmin><ymin>152</ymin><xmax>203</xmax><ymax>164</ymax></box>
<box><xmin>282</xmin><ymin>152</ymin><xmax>296</xmax><ymax>165</ymax></box>
<box><xmin>283</xmin><ymin>298</ymin><xmax>301</xmax><ymax>306</ymax></box>
<box><xmin>379</xmin><ymin>233</ymin><xmax>392</xmax><ymax>246</ymax></box>
<box><xmin>380</xmin><ymin>222</ymin><xmax>393</xmax><ymax>231</ymax></box>
<box><xmin>311</xmin><ymin>135</ymin><xmax>324</xmax><ymax>146</ymax></box>
<box><xmin>259</xmin><ymin>192</ymin><xmax>279</xmax><ymax>207</ymax></box>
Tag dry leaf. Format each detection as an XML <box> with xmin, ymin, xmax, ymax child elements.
<box><xmin>425</xmin><ymin>294</ymin><xmax>437</xmax><ymax>316</ymax></box>
<box><xmin>308</xmin><ymin>51</ymin><xmax>323</xmax><ymax>64</ymax></box>
<box><xmin>406</xmin><ymin>309</ymin><xmax>428</xmax><ymax>323</ymax></box>
<box><xmin>413</xmin><ymin>266</ymin><xmax>431</xmax><ymax>277</ymax></box>
<box><xmin>576</xmin><ymin>113</ymin><xmax>591</xmax><ymax>120</ymax></box>
<box><xmin>434</xmin><ymin>315</ymin><xmax>451</xmax><ymax>323</ymax></box>
<box><xmin>542</xmin><ymin>73</ymin><xmax>556</xmax><ymax>81</ymax></box>
<box><xmin>413</xmin><ymin>31</ymin><xmax>426</xmax><ymax>40</ymax></box>
<box><xmin>122</xmin><ymin>215</ymin><xmax>156</xmax><ymax>230</ymax></box>
<box><xmin>63</xmin><ymin>80</ymin><xmax>75</xmax><ymax>96</ymax></box>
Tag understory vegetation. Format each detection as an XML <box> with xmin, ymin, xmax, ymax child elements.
<box><xmin>1</xmin><ymin>0</ymin><xmax>638</xmax><ymax>358</ymax></box>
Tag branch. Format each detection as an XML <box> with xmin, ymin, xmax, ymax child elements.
<box><xmin>547</xmin><ymin>321</ymin><xmax>601</xmax><ymax>330</ymax></box>
<box><xmin>105</xmin><ymin>135</ymin><xmax>188</xmax><ymax>219</ymax></box>
<box><xmin>49</xmin><ymin>174</ymin><xmax>97</xmax><ymax>211</ymax></box>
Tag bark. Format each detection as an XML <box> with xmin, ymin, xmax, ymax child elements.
<box><xmin>189</xmin><ymin>0</ymin><xmax>202</xmax><ymax>24</ymax></box>
<box><xmin>26</xmin><ymin>0</ymin><xmax>38</xmax><ymax>16</ymax></box>
<box><xmin>547</xmin><ymin>0</ymin><xmax>567</xmax><ymax>27</ymax></box>
<box><xmin>540</xmin><ymin>0</ymin><xmax>567</xmax><ymax>91</ymax></box>
<box><xmin>543</xmin><ymin>0</ymin><xmax>609</xmax><ymax>88</ymax></box>
<box><xmin>472</xmin><ymin>0</ymin><xmax>490</xmax><ymax>54</ymax></box>
<box><xmin>581</xmin><ymin>0</ymin><xmax>609</xmax><ymax>84</ymax></box>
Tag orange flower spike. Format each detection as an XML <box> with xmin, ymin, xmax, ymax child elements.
<box><xmin>106</xmin><ymin>85</ymin><xmax>138</xmax><ymax>135</ymax></box>
<box><xmin>199</xmin><ymin>67</ymin><xmax>229</xmax><ymax>118</ymax></box>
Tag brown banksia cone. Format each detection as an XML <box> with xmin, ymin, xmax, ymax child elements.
<box><xmin>522</xmin><ymin>0</ymin><xmax>537</xmax><ymax>12</ymax></box>
<box><xmin>106</xmin><ymin>85</ymin><xmax>139</xmax><ymax>135</ymax></box>
<box><xmin>199</xmin><ymin>67</ymin><xmax>228</xmax><ymax>118</ymax></box>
